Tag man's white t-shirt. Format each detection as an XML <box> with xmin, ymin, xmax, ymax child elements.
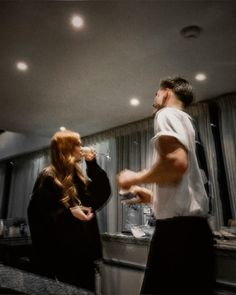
<box><xmin>152</xmin><ymin>107</ymin><xmax>209</xmax><ymax>219</ymax></box>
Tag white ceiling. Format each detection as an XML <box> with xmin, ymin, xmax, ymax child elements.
<box><xmin>0</xmin><ymin>1</ymin><xmax>236</xmax><ymax>137</ymax></box>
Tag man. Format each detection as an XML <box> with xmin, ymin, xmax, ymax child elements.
<box><xmin>118</xmin><ymin>77</ymin><xmax>215</xmax><ymax>295</ymax></box>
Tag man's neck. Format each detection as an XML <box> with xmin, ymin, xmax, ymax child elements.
<box><xmin>167</xmin><ymin>94</ymin><xmax>184</xmax><ymax>111</ymax></box>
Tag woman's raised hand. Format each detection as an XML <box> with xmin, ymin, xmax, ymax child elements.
<box><xmin>81</xmin><ymin>147</ymin><xmax>96</xmax><ymax>161</ymax></box>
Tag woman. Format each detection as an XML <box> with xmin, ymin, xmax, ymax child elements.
<box><xmin>27</xmin><ymin>130</ymin><xmax>111</xmax><ymax>292</ymax></box>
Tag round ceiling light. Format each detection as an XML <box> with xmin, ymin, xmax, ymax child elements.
<box><xmin>16</xmin><ymin>61</ymin><xmax>28</xmax><ymax>71</ymax></box>
<box><xmin>130</xmin><ymin>98</ymin><xmax>140</xmax><ymax>106</ymax></box>
<box><xmin>71</xmin><ymin>15</ymin><xmax>84</xmax><ymax>29</ymax></box>
<box><xmin>195</xmin><ymin>73</ymin><xmax>207</xmax><ymax>81</ymax></box>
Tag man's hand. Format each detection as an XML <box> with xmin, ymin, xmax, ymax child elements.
<box><xmin>117</xmin><ymin>169</ymin><xmax>142</xmax><ymax>190</ymax></box>
<box><xmin>70</xmin><ymin>205</ymin><xmax>94</xmax><ymax>221</ymax></box>
<box><xmin>121</xmin><ymin>185</ymin><xmax>153</xmax><ymax>205</ymax></box>
<box><xmin>130</xmin><ymin>186</ymin><xmax>153</xmax><ymax>204</ymax></box>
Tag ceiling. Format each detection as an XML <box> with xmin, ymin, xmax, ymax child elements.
<box><xmin>0</xmin><ymin>0</ymin><xmax>236</xmax><ymax>138</ymax></box>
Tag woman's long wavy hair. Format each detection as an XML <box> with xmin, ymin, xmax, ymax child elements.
<box><xmin>48</xmin><ymin>130</ymin><xmax>87</xmax><ymax>208</ymax></box>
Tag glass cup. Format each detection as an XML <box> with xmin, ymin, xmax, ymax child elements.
<box><xmin>81</xmin><ymin>146</ymin><xmax>111</xmax><ymax>160</ymax></box>
<box><xmin>80</xmin><ymin>146</ymin><xmax>93</xmax><ymax>156</ymax></box>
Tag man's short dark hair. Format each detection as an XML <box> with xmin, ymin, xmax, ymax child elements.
<box><xmin>159</xmin><ymin>76</ymin><xmax>194</xmax><ymax>107</ymax></box>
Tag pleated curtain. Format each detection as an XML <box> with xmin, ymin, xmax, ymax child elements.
<box><xmin>216</xmin><ymin>94</ymin><xmax>236</xmax><ymax>220</ymax></box>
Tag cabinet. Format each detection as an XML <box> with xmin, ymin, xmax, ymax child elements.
<box><xmin>101</xmin><ymin>233</ymin><xmax>236</xmax><ymax>295</ymax></box>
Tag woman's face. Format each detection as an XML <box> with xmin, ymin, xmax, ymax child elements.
<box><xmin>72</xmin><ymin>139</ymin><xmax>83</xmax><ymax>161</ymax></box>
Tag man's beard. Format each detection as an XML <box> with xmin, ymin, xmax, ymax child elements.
<box><xmin>151</xmin><ymin>104</ymin><xmax>164</xmax><ymax>117</ymax></box>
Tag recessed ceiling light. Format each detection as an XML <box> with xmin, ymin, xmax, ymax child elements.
<box><xmin>16</xmin><ymin>61</ymin><xmax>28</xmax><ymax>71</ymax></box>
<box><xmin>71</xmin><ymin>15</ymin><xmax>84</xmax><ymax>29</ymax></box>
<box><xmin>60</xmin><ymin>126</ymin><xmax>66</xmax><ymax>131</ymax></box>
<box><xmin>180</xmin><ymin>25</ymin><xmax>203</xmax><ymax>39</ymax></box>
<box><xmin>130</xmin><ymin>98</ymin><xmax>140</xmax><ymax>106</ymax></box>
<box><xmin>195</xmin><ymin>73</ymin><xmax>207</xmax><ymax>81</ymax></box>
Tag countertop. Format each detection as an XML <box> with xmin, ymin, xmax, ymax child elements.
<box><xmin>101</xmin><ymin>232</ymin><xmax>151</xmax><ymax>246</ymax></box>
<box><xmin>0</xmin><ymin>264</ymin><xmax>93</xmax><ymax>295</ymax></box>
<box><xmin>101</xmin><ymin>232</ymin><xmax>236</xmax><ymax>252</ymax></box>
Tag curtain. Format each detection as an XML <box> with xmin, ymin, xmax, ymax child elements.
<box><xmin>0</xmin><ymin>161</ymin><xmax>6</xmax><ymax>218</ymax></box>
<box><xmin>187</xmin><ymin>103</ymin><xmax>223</xmax><ymax>229</ymax></box>
<box><xmin>216</xmin><ymin>95</ymin><xmax>236</xmax><ymax>220</ymax></box>
<box><xmin>115</xmin><ymin>120</ymin><xmax>153</xmax><ymax>232</ymax></box>
<box><xmin>83</xmin><ymin>118</ymin><xmax>154</xmax><ymax>233</ymax></box>
<box><xmin>7</xmin><ymin>150</ymin><xmax>50</xmax><ymax>220</ymax></box>
<box><xmin>83</xmin><ymin>135</ymin><xmax>117</xmax><ymax>233</ymax></box>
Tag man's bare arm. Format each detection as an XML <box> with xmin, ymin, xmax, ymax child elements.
<box><xmin>118</xmin><ymin>136</ymin><xmax>188</xmax><ymax>189</ymax></box>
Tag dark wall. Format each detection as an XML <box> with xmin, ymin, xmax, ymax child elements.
<box><xmin>0</xmin><ymin>131</ymin><xmax>49</xmax><ymax>161</ymax></box>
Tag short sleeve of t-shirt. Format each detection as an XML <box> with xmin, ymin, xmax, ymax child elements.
<box><xmin>152</xmin><ymin>108</ymin><xmax>191</xmax><ymax>151</ymax></box>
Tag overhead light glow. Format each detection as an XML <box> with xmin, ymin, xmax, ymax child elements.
<box><xmin>130</xmin><ymin>98</ymin><xmax>140</xmax><ymax>106</ymax></box>
<box><xmin>16</xmin><ymin>61</ymin><xmax>28</xmax><ymax>71</ymax></box>
<box><xmin>195</xmin><ymin>73</ymin><xmax>207</xmax><ymax>81</ymax></box>
<box><xmin>71</xmin><ymin>15</ymin><xmax>84</xmax><ymax>29</ymax></box>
